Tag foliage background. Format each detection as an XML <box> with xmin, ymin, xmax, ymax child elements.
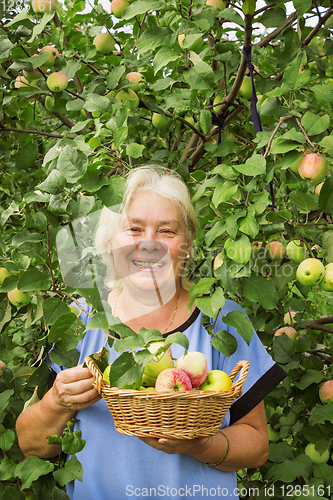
<box><xmin>1</xmin><ymin>0</ymin><xmax>333</xmax><ymax>498</ymax></box>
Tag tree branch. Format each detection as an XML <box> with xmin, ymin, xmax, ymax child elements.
<box><xmin>255</xmin><ymin>12</ymin><xmax>298</xmax><ymax>48</ymax></box>
<box><xmin>0</xmin><ymin>125</ymin><xmax>75</xmax><ymax>139</ymax></box>
<box><xmin>302</xmin><ymin>8</ymin><xmax>333</xmax><ymax>47</ymax></box>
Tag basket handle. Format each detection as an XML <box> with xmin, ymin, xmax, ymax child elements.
<box><xmin>85</xmin><ymin>355</ymin><xmax>105</xmax><ymax>394</ymax></box>
<box><xmin>228</xmin><ymin>360</ymin><xmax>250</xmax><ymax>398</ymax></box>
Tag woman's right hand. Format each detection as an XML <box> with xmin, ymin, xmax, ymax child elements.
<box><xmin>50</xmin><ymin>364</ymin><xmax>101</xmax><ymax>413</ymax></box>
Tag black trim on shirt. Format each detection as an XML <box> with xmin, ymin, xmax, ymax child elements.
<box><xmin>163</xmin><ymin>307</ymin><xmax>201</xmax><ymax>336</ymax></box>
<box><xmin>229</xmin><ymin>363</ymin><xmax>287</xmax><ymax>425</ymax></box>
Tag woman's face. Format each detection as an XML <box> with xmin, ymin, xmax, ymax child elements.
<box><xmin>109</xmin><ymin>191</ymin><xmax>189</xmax><ymax>296</ymax></box>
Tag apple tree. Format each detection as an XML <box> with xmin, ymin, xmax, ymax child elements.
<box><xmin>1</xmin><ymin>0</ymin><xmax>333</xmax><ymax>498</ymax></box>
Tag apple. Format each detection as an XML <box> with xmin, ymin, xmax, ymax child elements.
<box><xmin>298</xmin><ymin>153</ymin><xmax>328</xmax><ymax>184</ymax></box>
<box><xmin>143</xmin><ymin>341</ymin><xmax>174</xmax><ymax>379</ymax></box>
<box><xmin>206</xmin><ymin>0</ymin><xmax>225</xmax><ymax>10</ymax></box>
<box><xmin>103</xmin><ymin>364</ymin><xmax>142</xmax><ymax>389</ymax></box>
<box><xmin>266</xmin><ymin>241</ymin><xmax>286</xmax><ymax>262</ymax></box>
<box><xmin>319</xmin><ymin>264</ymin><xmax>333</xmax><ymax>292</ymax></box>
<box><xmin>315</xmin><ymin>181</ymin><xmax>324</xmax><ymax>195</ymax></box>
<box><xmin>267</xmin><ymin>424</ymin><xmax>279</xmax><ymax>442</ymax></box>
<box><xmin>199</xmin><ymin>370</ymin><xmax>232</xmax><ymax>391</ymax></box>
<box><xmin>175</xmin><ymin>351</ymin><xmax>209</xmax><ymax>388</ymax></box>
<box><xmin>0</xmin><ymin>267</ymin><xmax>12</xmax><ymax>285</ymax></box>
<box><xmin>93</xmin><ymin>33</ymin><xmax>115</xmax><ymax>54</ymax></box>
<box><xmin>288</xmin><ymin>157</ymin><xmax>303</xmax><ymax>173</ymax></box>
<box><xmin>152</xmin><ymin>112</ymin><xmax>173</xmax><ymax>130</ymax></box>
<box><xmin>45</xmin><ymin>95</ymin><xmax>55</xmax><ymax>112</ymax></box>
<box><xmin>0</xmin><ymin>360</ymin><xmax>5</xmax><ymax>376</ymax></box>
<box><xmin>126</xmin><ymin>72</ymin><xmax>145</xmax><ymax>91</ymax></box>
<box><xmin>213</xmin><ymin>252</ymin><xmax>223</xmax><ymax>270</ymax></box>
<box><xmin>69</xmin><ymin>304</ymin><xmax>80</xmax><ymax>316</ymax></box>
<box><xmin>155</xmin><ymin>368</ymin><xmax>192</xmax><ymax>392</ymax></box>
<box><xmin>15</xmin><ymin>76</ymin><xmax>38</xmax><ymax>89</ymax></box>
<box><xmin>32</xmin><ymin>0</ymin><xmax>55</xmax><ymax>13</ymax></box>
<box><xmin>23</xmin><ymin>55</ymin><xmax>42</xmax><ymax>80</ymax></box>
<box><xmin>7</xmin><ymin>288</ymin><xmax>32</xmax><ymax>307</ymax></box>
<box><xmin>115</xmin><ymin>89</ymin><xmax>139</xmax><ymax>109</ymax></box>
<box><xmin>141</xmin><ymin>373</ymin><xmax>156</xmax><ymax>387</ymax></box>
<box><xmin>286</xmin><ymin>240</ymin><xmax>309</xmax><ymax>264</ymax></box>
<box><xmin>251</xmin><ymin>241</ymin><xmax>263</xmax><ymax>255</ymax></box>
<box><xmin>305</xmin><ymin>443</ymin><xmax>329</xmax><ymax>464</ymax></box>
<box><xmin>319</xmin><ymin>380</ymin><xmax>333</xmax><ymax>403</ymax></box>
<box><xmin>178</xmin><ymin>33</ymin><xmax>204</xmax><ymax>52</ymax></box>
<box><xmin>274</xmin><ymin>326</ymin><xmax>298</xmax><ymax>341</ymax></box>
<box><xmin>213</xmin><ymin>93</ymin><xmax>224</xmax><ymax>111</ymax></box>
<box><xmin>283</xmin><ymin>311</ymin><xmax>296</xmax><ymax>325</ymax></box>
<box><xmin>47</xmin><ymin>72</ymin><xmax>68</xmax><ymax>92</ymax></box>
<box><xmin>239</xmin><ymin>76</ymin><xmax>252</xmax><ymax>100</ymax></box>
<box><xmin>110</xmin><ymin>0</ymin><xmax>129</xmax><ymax>18</ymax></box>
<box><xmin>39</xmin><ymin>45</ymin><xmax>59</xmax><ymax>67</ymax></box>
<box><xmin>296</xmin><ymin>258</ymin><xmax>325</xmax><ymax>287</ymax></box>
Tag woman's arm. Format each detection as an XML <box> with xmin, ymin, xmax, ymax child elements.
<box><xmin>16</xmin><ymin>365</ymin><xmax>101</xmax><ymax>459</ymax></box>
<box><xmin>139</xmin><ymin>401</ymin><xmax>269</xmax><ymax>471</ymax></box>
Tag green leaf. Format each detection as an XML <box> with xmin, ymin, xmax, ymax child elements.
<box><xmin>114</xmin><ymin>336</ymin><xmax>144</xmax><ymax>354</ymax></box>
<box><xmin>301</xmin><ymin>112</ymin><xmax>330</xmax><ymax>136</ymax></box>
<box><xmin>48</xmin><ymin>346</ymin><xmax>80</xmax><ymax>368</ymax></box>
<box><xmin>212</xmin><ymin>330</ymin><xmax>237</xmax><ymax>357</ymax></box>
<box><xmin>199</xmin><ymin>109</ymin><xmax>212</xmax><ymax>134</ymax></box>
<box><xmin>293</xmin><ymin>0</ymin><xmax>312</xmax><ymax>17</ymax></box>
<box><xmin>309</xmin><ymin>401</ymin><xmax>333</xmax><ymax>424</ymax></box>
<box><xmin>53</xmin><ymin>455</ymin><xmax>83</xmax><ymax>486</ymax></box>
<box><xmin>272</xmin><ymin>335</ymin><xmax>294</xmax><ymax>364</ymax></box>
<box><xmin>15</xmin><ymin>455</ymin><xmax>54</xmax><ymax>490</ymax></box>
<box><xmin>219</xmin><ymin>8</ymin><xmax>245</xmax><ymax>27</ymax></box>
<box><xmin>242</xmin><ymin>276</ymin><xmax>278</xmax><ymax>310</ymax></box>
<box><xmin>282</xmin><ymin>53</ymin><xmax>311</xmax><ymax>92</ymax></box>
<box><xmin>123</xmin><ymin>0</ymin><xmax>165</xmax><ymax>19</ymax></box>
<box><xmin>242</xmin><ymin>0</ymin><xmax>256</xmax><ymax>15</ymax></box>
<box><xmin>0</xmin><ymin>389</ymin><xmax>14</xmax><ymax>422</ymax></box>
<box><xmin>289</xmin><ymin>190</ymin><xmax>318</xmax><ymax>213</ymax></box>
<box><xmin>153</xmin><ymin>47</ymin><xmax>179</xmax><ymax>74</ymax></box>
<box><xmin>267</xmin><ymin>454</ymin><xmax>312</xmax><ymax>483</ymax></box>
<box><xmin>319</xmin><ymin>178</ymin><xmax>333</xmax><ymax>216</ymax></box>
<box><xmin>57</xmin><ymin>146</ymin><xmax>88</xmax><ymax>183</ymax></box>
<box><xmin>188</xmin><ymin>278</ymin><xmax>217</xmax><ymax>310</ymax></box>
<box><xmin>294</xmin><ymin>369</ymin><xmax>324</xmax><ymax>390</ymax></box>
<box><xmin>87</xmin><ymin>311</ymin><xmax>119</xmax><ymax>331</ymax></box>
<box><xmin>0</xmin><ymin>428</ymin><xmax>15</xmax><ymax>452</ymax></box>
<box><xmin>137</xmin><ymin>26</ymin><xmax>171</xmax><ymax>54</ymax></box>
<box><xmin>36</xmin><ymin>170</ymin><xmax>66</xmax><ymax>194</ymax></box>
<box><xmin>48</xmin><ymin>313</ymin><xmax>86</xmax><ymax>349</ymax></box>
<box><xmin>106</xmin><ymin>66</ymin><xmax>126</xmax><ymax>89</ymax></box>
<box><xmin>233</xmin><ymin>154</ymin><xmax>266</xmax><ymax>176</ymax></box>
<box><xmin>126</xmin><ymin>143</ymin><xmax>145</xmax><ymax>158</ymax></box>
<box><xmin>6</xmin><ymin>8</ymin><xmax>31</xmax><ymax>26</ymax></box>
<box><xmin>110</xmin><ymin>351</ymin><xmax>143</xmax><ymax>388</ymax></box>
<box><xmin>17</xmin><ymin>269</ymin><xmax>51</xmax><ymax>292</ymax></box>
<box><xmin>238</xmin><ymin>209</ymin><xmax>259</xmax><ymax>238</ymax></box>
<box><xmin>222</xmin><ymin>310</ymin><xmax>253</xmax><ymax>345</ymax></box>
<box><xmin>212</xmin><ymin>181</ymin><xmax>239</xmax><ymax>207</ymax></box>
<box><xmin>114</xmin><ymin>126</ymin><xmax>128</xmax><ymax>149</ymax></box>
<box><xmin>196</xmin><ymin>287</ymin><xmax>225</xmax><ymax>319</ymax></box>
<box><xmin>163</xmin><ymin>331</ymin><xmax>190</xmax><ymax>352</ymax></box>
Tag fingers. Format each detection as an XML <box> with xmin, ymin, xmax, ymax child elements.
<box><xmin>52</xmin><ymin>366</ymin><xmax>100</xmax><ymax>411</ymax></box>
<box><xmin>139</xmin><ymin>436</ymin><xmax>212</xmax><ymax>456</ymax></box>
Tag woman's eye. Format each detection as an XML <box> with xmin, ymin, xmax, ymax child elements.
<box><xmin>127</xmin><ymin>227</ymin><xmax>142</xmax><ymax>233</ymax></box>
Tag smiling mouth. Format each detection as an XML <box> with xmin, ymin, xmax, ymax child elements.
<box><xmin>132</xmin><ymin>260</ymin><xmax>165</xmax><ymax>269</ymax></box>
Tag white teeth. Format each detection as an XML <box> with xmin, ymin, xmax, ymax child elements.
<box><xmin>133</xmin><ymin>261</ymin><xmax>164</xmax><ymax>269</ymax></box>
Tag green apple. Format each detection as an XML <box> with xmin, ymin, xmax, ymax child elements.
<box><xmin>213</xmin><ymin>252</ymin><xmax>223</xmax><ymax>270</ymax></box>
<box><xmin>103</xmin><ymin>364</ymin><xmax>142</xmax><ymax>389</ymax></box>
<box><xmin>39</xmin><ymin>45</ymin><xmax>59</xmax><ymax>67</ymax></box>
<box><xmin>315</xmin><ymin>181</ymin><xmax>324</xmax><ymax>195</ymax></box>
<box><xmin>283</xmin><ymin>311</ymin><xmax>296</xmax><ymax>325</ymax></box>
<box><xmin>224</xmin><ymin>235</ymin><xmax>252</xmax><ymax>264</ymax></box>
<box><xmin>267</xmin><ymin>423</ymin><xmax>279</xmax><ymax>442</ymax></box>
<box><xmin>141</xmin><ymin>373</ymin><xmax>156</xmax><ymax>387</ymax></box>
<box><xmin>266</xmin><ymin>241</ymin><xmax>286</xmax><ymax>262</ymax></box>
<box><xmin>178</xmin><ymin>33</ymin><xmax>204</xmax><ymax>52</ymax></box>
<box><xmin>32</xmin><ymin>0</ymin><xmax>55</xmax><ymax>13</ymax></box>
<box><xmin>93</xmin><ymin>33</ymin><xmax>115</xmax><ymax>54</ymax></box>
<box><xmin>319</xmin><ymin>380</ymin><xmax>333</xmax><ymax>403</ymax></box>
<box><xmin>305</xmin><ymin>443</ymin><xmax>329</xmax><ymax>464</ymax></box>
<box><xmin>319</xmin><ymin>264</ymin><xmax>333</xmax><ymax>291</ymax></box>
<box><xmin>144</xmin><ymin>341</ymin><xmax>174</xmax><ymax>379</ymax></box>
<box><xmin>69</xmin><ymin>305</ymin><xmax>80</xmax><ymax>316</ymax></box>
<box><xmin>239</xmin><ymin>76</ymin><xmax>252</xmax><ymax>100</ymax></box>
<box><xmin>45</xmin><ymin>95</ymin><xmax>55</xmax><ymax>112</ymax></box>
<box><xmin>199</xmin><ymin>370</ymin><xmax>232</xmax><ymax>391</ymax></box>
<box><xmin>125</xmin><ymin>71</ymin><xmax>145</xmax><ymax>91</ymax></box>
<box><xmin>115</xmin><ymin>89</ymin><xmax>139</xmax><ymax>109</ymax></box>
<box><xmin>206</xmin><ymin>0</ymin><xmax>225</xmax><ymax>11</ymax></box>
<box><xmin>7</xmin><ymin>288</ymin><xmax>32</xmax><ymax>307</ymax></box>
<box><xmin>296</xmin><ymin>258</ymin><xmax>325</xmax><ymax>287</ymax></box>
<box><xmin>110</xmin><ymin>0</ymin><xmax>129</xmax><ymax>18</ymax></box>
<box><xmin>298</xmin><ymin>153</ymin><xmax>328</xmax><ymax>184</ymax></box>
<box><xmin>213</xmin><ymin>93</ymin><xmax>224</xmax><ymax>111</ymax></box>
<box><xmin>286</xmin><ymin>240</ymin><xmax>309</xmax><ymax>264</ymax></box>
<box><xmin>23</xmin><ymin>55</ymin><xmax>42</xmax><ymax>80</ymax></box>
<box><xmin>0</xmin><ymin>267</ymin><xmax>12</xmax><ymax>285</ymax></box>
<box><xmin>47</xmin><ymin>72</ymin><xmax>68</xmax><ymax>92</ymax></box>
<box><xmin>152</xmin><ymin>112</ymin><xmax>173</xmax><ymax>130</ymax></box>
<box><xmin>15</xmin><ymin>76</ymin><xmax>38</xmax><ymax>89</ymax></box>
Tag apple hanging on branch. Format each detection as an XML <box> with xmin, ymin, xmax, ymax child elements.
<box><xmin>298</xmin><ymin>153</ymin><xmax>328</xmax><ymax>184</ymax></box>
<box><xmin>296</xmin><ymin>258</ymin><xmax>325</xmax><ymax>287</ymax></box>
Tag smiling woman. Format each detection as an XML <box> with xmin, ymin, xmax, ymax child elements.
<box><xmin>16</xmin><ymin>165</ymin><xmax>286</xmax><ymax>500</ymax></box>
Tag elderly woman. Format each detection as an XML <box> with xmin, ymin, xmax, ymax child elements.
<box><xmin>16</xmin><ymin>166</ymin><xmax>286</xmax><ymax>500</ymax></box>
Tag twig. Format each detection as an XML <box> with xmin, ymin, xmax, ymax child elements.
<box><xmin>295</xmin><ymin>117</ymin><xmax>315</xmax><ymax>148</ymax></box>
<box><xmin>0</xmin><ymin>125</ymin><xmax>73</xmax><ymax>139</ymax></box>
<box><xmin>264</xmin><ymin>116</ymin><xmax>293</xmax><ymax>158</ymax></box>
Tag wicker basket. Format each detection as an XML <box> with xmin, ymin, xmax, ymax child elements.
<box><xmin>85</xmin><ymin>356</ymin><xmax>250</xmax><ymax>439</ymax></box>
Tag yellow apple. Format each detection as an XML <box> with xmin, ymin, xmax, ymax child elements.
<box><xmin>199</xmin><ymin>370</ymin><xmax>232</xmax><ymax>391</ymax></box>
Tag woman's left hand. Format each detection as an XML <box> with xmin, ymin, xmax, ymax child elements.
<box><xmin>139</xmin><ymin>436</ymin><xmax>212</xmax><ymax>456</ymax></box>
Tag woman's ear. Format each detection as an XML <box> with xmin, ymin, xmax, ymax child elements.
<box><xmin>107</xmin><ymin>241</ymin><xmax>112</xmax><ymax>254</ymax></box>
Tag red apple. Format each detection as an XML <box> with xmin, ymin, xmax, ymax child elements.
<box><xmin>155</xmin><ymin>368</ymin><xmax>192</xmax><ymax>392</ymax></box>
<box><xmin>144</xmin><ymin>341</ymin><xmax>174</xmax><ymax>379</ymax></box>
<box><xmin>319</xmin><ymin>380</ymin><xmax>333</xmax><ymax>403</ymax></box>
<box><xmin>175</xmin><ymin>351</ymin><xmax>208</xmax><ymax>388</ymax></box>
<box><xmin>110</xmin><ymin>0</ymin><xmax>129</xmax><ymax>18</ymax></box>
<box><xmin>47</xmin><ymin>72</ymin><xmax>68</xmax><ymax>92</ymax></box>
<box><xmin>0</xmin><ymin>360</ymin><xmax>5</xmax><ymax>376</ymax></box>
<box><xmin>298</xmin><ymin>153</ymin><xmax>328</xmax><ymax>184</ymax></box>
<box><xmin>266</xmin><ymin>241</ymin><xmax>286</xmax><ymax>261</ymax></box>
<box><xmin>296</xmin><ymin>258</ymin><xmax>325</xmax><ymax>287</ymax></box>
<box><xmin>274</xmin><ymin>326</ymin><xmax>298</xmax><ymax>341</ymax></box>
<box><xmin>206</xmin><ymin>0</ymin><xmax>225</xmax><ymax>10</ymax></box>
<box><xmin>32</xmin><ymin>0</ymin><xmax>55</xmax><ymax>13</ymax></box>
<box><xmin>199</xmin><ymin>370</ymin><xmax>232</xmax><ymax>391</ymax></box>
<box><xmin>39</xmin><ymin>45</ymin><xmax>59</xmax><ymax>67</ymax></box>
<box><xmin>93</xmin><ymin>33</ymin><xmax>115</xmax><ymax>54</ymax></box>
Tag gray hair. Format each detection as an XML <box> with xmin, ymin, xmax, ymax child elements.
<box><xmin>95</xmin><ymin>165</ymin><xmax>199</xmax><ymax>290</ymax></box>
